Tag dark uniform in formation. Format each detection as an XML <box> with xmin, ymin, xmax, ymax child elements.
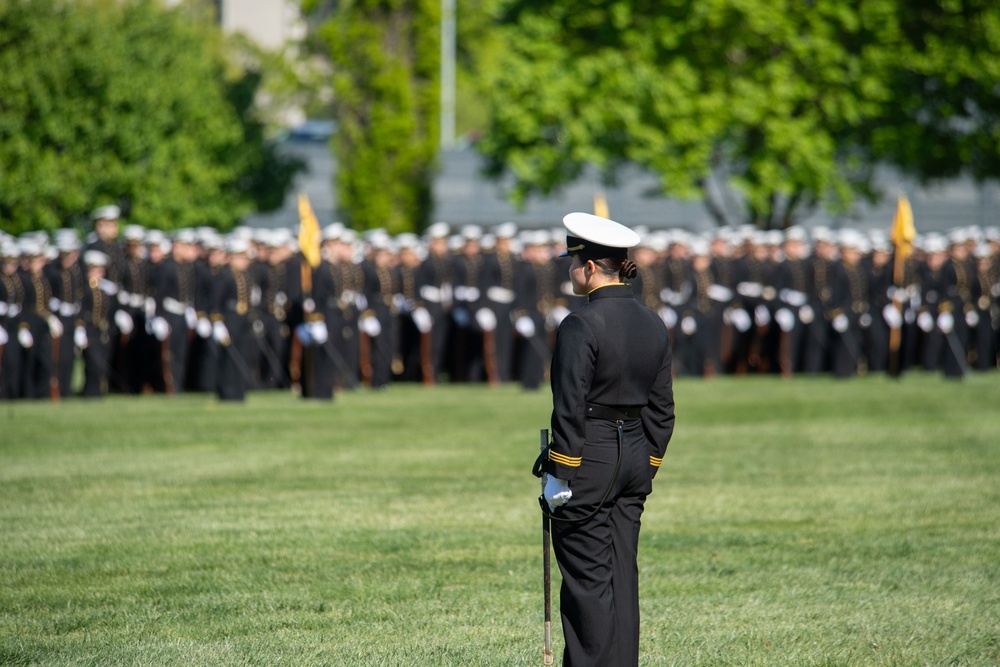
<box><xmin>539</xmin><ymin>212</ymin><xmax>675</xmax><ymax>667</ymax></box>
<box><xmin>3</xmin><ymin>218</ymin><xmax>999</xmax><ymax>401</ymax></box>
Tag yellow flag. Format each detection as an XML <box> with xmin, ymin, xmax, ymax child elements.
<box><xmin>297</xmin><ymin>192</ymin><xmax>321</xmax><ymax>269</ymax></box>
<box><xmin>889</xmin><ymin>194</ymin><xmax>915</xmax><ymax>257</ymax></box>
<box><xmin>593</xmin><ymin>192</ymin><xmax>609</xmax><ymax>219</ymax></box>
<box><xmin>889</xmin><ymin>193</ymin><xmax>916</xmax><ymax>284</ymax></box>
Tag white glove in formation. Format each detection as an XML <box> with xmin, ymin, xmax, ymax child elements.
<box><xmin>411</xmin><ymin>307</ymin><xmax>433</xmax><ymax>334</ymax></box>
<box><xmin>774</xmin><ymin>308</ymin><xmax>795</xmax><ymax>333</ymax></box>
<box><xmin>832</xmin><ymin>313</ymin><xmax>850</xmax><ymax>333</ymax></box>
<box><xmin>307</xmin><ymin>320</ymin><xmax>328</xmax><ymax>345</ymax></box>
<box><xmin>196</xmin><ymin>317</ymin><xmax>213</xmax><ymax>339</ymax></box>
<box><xmin>360</xmin><ymin>314</ymin><xmax>382</xmax><ymax>337</ymax></box>
<box><xmin>0</xmin><ymin>324</ymin><xmax>7</xmax><ymax>347</ymax></box>
<box><xmin>74</xmin><ymin>325</ymin><xmax>88</xmax><ymax>349</ymax></box>
<box><xmin>47</xmin><ymin>315</ymin><xmax>64</xmax><ymax>339</ymax></box>
<box><xmin>149</xmin><ymin>316</ymin><xmax>170</xmax><ymax>341</ymax></box>
<box><xmin>475</xmin><ymin>307</ymin><xmax>497</xmax><ymax>332</ymax></box>
<box><xmin>514</xmin><ymin>315</ymin><xmax>536</xmax><ymax>338</ymax></box>
<box><xmin>18</xmin><ymin>327</ymin><xmax>34</xmax><ymax>349</ymax></box>
<box><xmin>212</xmin><ymin>320</ymin><xmax>230</xmax><ymax>345</ymax></box>
<box><xmin>727</xmin><ymin>308</ymin><xmax>752</xmax><ymax>333</ymax></box>
<box><xmin>882</xmin><ymin>304</ymin><xmax>903</xmax><ymax>329</ymax></box>
<box><xmin>115</xmin><ymin>310</ymin><xmax>134</xmax><ymax>336</ymax></box>
<box><xmin>543</xmin><ymin>475</ymin><xmax>572</xmax><ymax>513</ymax></box>
<box><xmin>754</xmin><ymin>304</ymin><xmax>771</xmax><ymax>327</ymax></box>
<box><xmin>936</xmin><ymin>311</ymin><xmax>954</xmax><ymax>334</ymax></box>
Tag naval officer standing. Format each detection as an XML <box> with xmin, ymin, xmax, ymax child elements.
<box><xmin>539</xmin><ymin>212</ymin><xmax>676</xmax><ymax>667</ymax></box>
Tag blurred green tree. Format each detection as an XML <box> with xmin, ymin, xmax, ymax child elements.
<box><xmin>304</xmin><ymin>0</ymin><xmax>440</xmax><ymax>234</ymax></box>
<box><xmin>477</xmin><ymin>0</ymin><xmax>1000</xmax><ymax>229</ymax></box>
<box><xmin>0</xmin><ymin>0</ymin><xmax>302</xmax><ymax>234</ymax></box>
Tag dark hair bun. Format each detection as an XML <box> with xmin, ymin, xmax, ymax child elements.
<box><xmin>619</xmin><ymin>260</ymin><xmax>638</xmax><ymax>281</ymax></box>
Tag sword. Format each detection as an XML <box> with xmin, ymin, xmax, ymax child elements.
<box><xmin>539</xmin><ymin>428</ymin><xmax>554</xmax><ymax>666</ymax></box>
<box><xmin>222</xmin><ymin>338</ymin><xmax>254</xmax><ymax>385</ymax></box>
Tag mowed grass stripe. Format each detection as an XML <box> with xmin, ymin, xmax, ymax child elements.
<box><xmin>2</xmin><ymin>374</ymin><xmax>999</xmax><ymax>666</ymax></box>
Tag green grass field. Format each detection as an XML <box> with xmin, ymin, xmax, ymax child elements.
<box><xmin>2</xmin><ymin>374</ymin><xmax>999</xmax><ymax>666</ymax></box>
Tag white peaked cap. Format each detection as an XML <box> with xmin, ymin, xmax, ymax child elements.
<box><xmin>560</xmin><ymin>212</ymin><xmax>640</xmax><ymax>257</ymax></box>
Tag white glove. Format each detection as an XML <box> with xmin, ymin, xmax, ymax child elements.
<box><xmin>185</xmin><ymin>307</ymin><xmax>197</xmax><ymax>330</ymax></box>
<box><xmin>966</xmin><ymin>309</ymin><xmax>980</xmax><ymax>328</ymax></box>
<box><xmin>550</xmin><ymin>306</ymin><xmax>571</xmax><ymax>327</ymax></box>
<box><xmin>543</xmin><ymin>475</ymin><xmax>572</xmax><ymax>512</ymax></box>
<box><xmin>308</xmin><ymin>320</ymin><xmax>328</xmax><ymax>345</ymax></box>
<box><xmin>917</xmin><ymin>311</ymin><xmax>934</xmax><ymax>333</ymax></box>
<box><xmin>882</xmin><ymin>304</ymin><xmax>903</xmax><ymax>329</ymax></box>
<box><xmin>755</xmin><ymin>304</ymin><xmax>771</xmax><ymax>327</ymax></box>
<box><xmin>0</xmin><ymin>324</ymin><xmax>7</xmax><ymax>346</ymax></box>
<box><xmin>196</xmin><ymin>317</ymin><xmax>213</xmax><ymax>339</ymax></box>
<box><xmin>98</xmin><ymin>278</ymin><xmax>118</xmax><ymax>295</ymax></box>
<box><xmin>475</xmin><ymin>307</ymin><xmax>497</xmax><ymax>332</ymax></box>
<box><xmin>47</xmin><ymin>315</ymin><xmax>64</xmax><ymax>339</ymax></box>
<box><xmin>780</xmin><ymin>289</ymin><xmax>808</xmax><ymax>307</ymax></box>
<box><xmin>514</xmin><ymin>315</ymin><xmax>536</xmax><ymax>338</ymax></box>
<box><xmin>936</xmin><ymin>311</ymin><xmax>954</xmax><ymax>334</ymax></box>
<box><xmin>0</xmin><ymin>301</ymin><xmax>7</xmax><ymax>316</ymax></box>
<box><xmin>454</xmin><ymin>286</ymin><xmax>481</xmax><ymax>303</ymax></box>
<box><xmin>798</xmin><ymin>305</ymin><xmax>815</xmax><ymax>325</ymax></box>
<box><xmin>114</xmin><ymin>310</ymin><xmax>134</xmax><ymax>336</ymax></box>
<box><xmin>150</xmin><ymin>316</ymin><xmax>170</xmax><ymax>341</ymax></box>
<box><xmin>832</xmin><ymin>313</ymin><xmax>849</xmax><ymax>333</ymax></box>
<box><xmin>295</xmin><ymin>322</ymin><xmax>313</xmax><ymax>346</ymax></box>
<box><xmin>729</xmin><ymin>308</ymin><xmax>752</xmax><ymax>333</ymax></box>
<box><xmin>74</xmin><ymin>325</ymin><xmax>88</xmax><ymax>349</ymax></box>
<box><xmin>212</xmin><ymin>320</ymin><xmax>231</xmax><ymax>344</ymax></box>
<box><xmin>659</xmin><ymin>306</ymin><xmax>677</xmax><ymax>329</ymax></box>
<box><xmin>360</xmin><ymin>314</ymin><xmax>382</xmax><ymax>337</ymax></box>
<box><xmin>775</xmin><ymin>308</ymin><xmax>796</xmax><ymax>332</ymax></box>
<box><xmin>859</xmin><ymin>313</ymin><xmax>872</xmax><ymax>329</ymax></box>
<box><xmin>18</xmin><ymin>326</ymin><xmax>34</xmax><ymax>348</ymax></box>
<box><xmin>412</xmin><ymin>307</ymin><xmax>433</xmax><ymax>334</ymax></box>
<box><xmin>706</xmin><ymin>284</ymin><xmax>733</xmax><ymax>302</ymax></box>
<box><xmin>680</xmin><ymin>316</ymin><xmax>697</xmax><ymax>336</ymax></box>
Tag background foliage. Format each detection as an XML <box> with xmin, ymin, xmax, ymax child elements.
<box><xmin>0</xmin><ymin>0</ymin><xmax>301</xmax><ymax>234</ymax></box>
<box><xmin>305</xmin><ymin>0</ymin><xmax>440</xmax><ymax>234</ymax></box>
<box><xmin>475</xmin><ymin>0</ymin><xmax>1000</xmax><ymax>229</ymax></box>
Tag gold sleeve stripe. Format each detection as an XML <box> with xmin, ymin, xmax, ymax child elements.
<box><xmin>649</xmin><ymin>456</ymin><xmax>663</xmax><ymax>467</ymax></box>
<box><xmin>549</xmin><ymin>451</ymin><xmax>582</xmax><ymax>467</ymax></box>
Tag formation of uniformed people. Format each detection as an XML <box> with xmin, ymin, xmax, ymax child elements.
<box><xmin>2</xmin><ymin>206</ymin><xmax>1000</xmax><ymax>401</ymax></box>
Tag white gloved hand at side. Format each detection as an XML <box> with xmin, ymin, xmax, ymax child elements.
<box><xmin>543</xmin><ymin>475</ymin><xmax>572</xmax><ymax>512</ymax></box>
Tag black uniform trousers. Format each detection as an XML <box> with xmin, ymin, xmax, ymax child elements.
<box><xmin>551</xmin><ymin>417</ymin><xmax>652</xmax><ymax>667</ymax></box>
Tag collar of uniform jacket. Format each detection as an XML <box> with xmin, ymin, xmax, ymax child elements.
<box><xmin>587</xmin><ymin>283</ymin><xmax>632</xmax><ymax>300</ymax></box>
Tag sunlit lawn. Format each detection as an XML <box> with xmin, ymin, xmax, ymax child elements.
<box><xmin>2</xmin><ymin>373</ymin><xmax>998</xmax><ymax>665</ymax></box>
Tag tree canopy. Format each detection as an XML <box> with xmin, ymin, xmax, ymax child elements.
<box><xmin>305</xmin><ymin>0</ymin><xmax>440</xmax><ymax>234</ymax></box>
<box><xmin>0</xmin><ymin>0</ymin><xmax>301</xmax><ymax>234</ymax></box>
<box><xmin>476</xmin><ymin>0</ymin><xmax>1000</xmax><ymax>228</ymax></box>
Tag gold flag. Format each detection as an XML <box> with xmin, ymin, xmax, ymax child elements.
<box><xmin>297</xmin><ymin>192</ymin><xmax>321</xmax><ymax>269</ymax></box>
<box><xmin>593</xmin><ymin>192</ymin><xmax>609</xmax><ymax>219</ymax></box>
<box><xmin>889</xmin><ymin>194</ymin><xmax>915</xmax><ymax>284</ymax></box>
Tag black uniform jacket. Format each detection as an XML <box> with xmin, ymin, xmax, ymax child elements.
<box><xmin>549</xmin><ymin>283</ymin><xmax>675</xmax><ymax>481</ymax></box>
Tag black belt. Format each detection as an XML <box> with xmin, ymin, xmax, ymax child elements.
<box><xmin>585</xmin><ymin>403</ymin><xmax>644</xmax><ymax>421</ymax></box>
